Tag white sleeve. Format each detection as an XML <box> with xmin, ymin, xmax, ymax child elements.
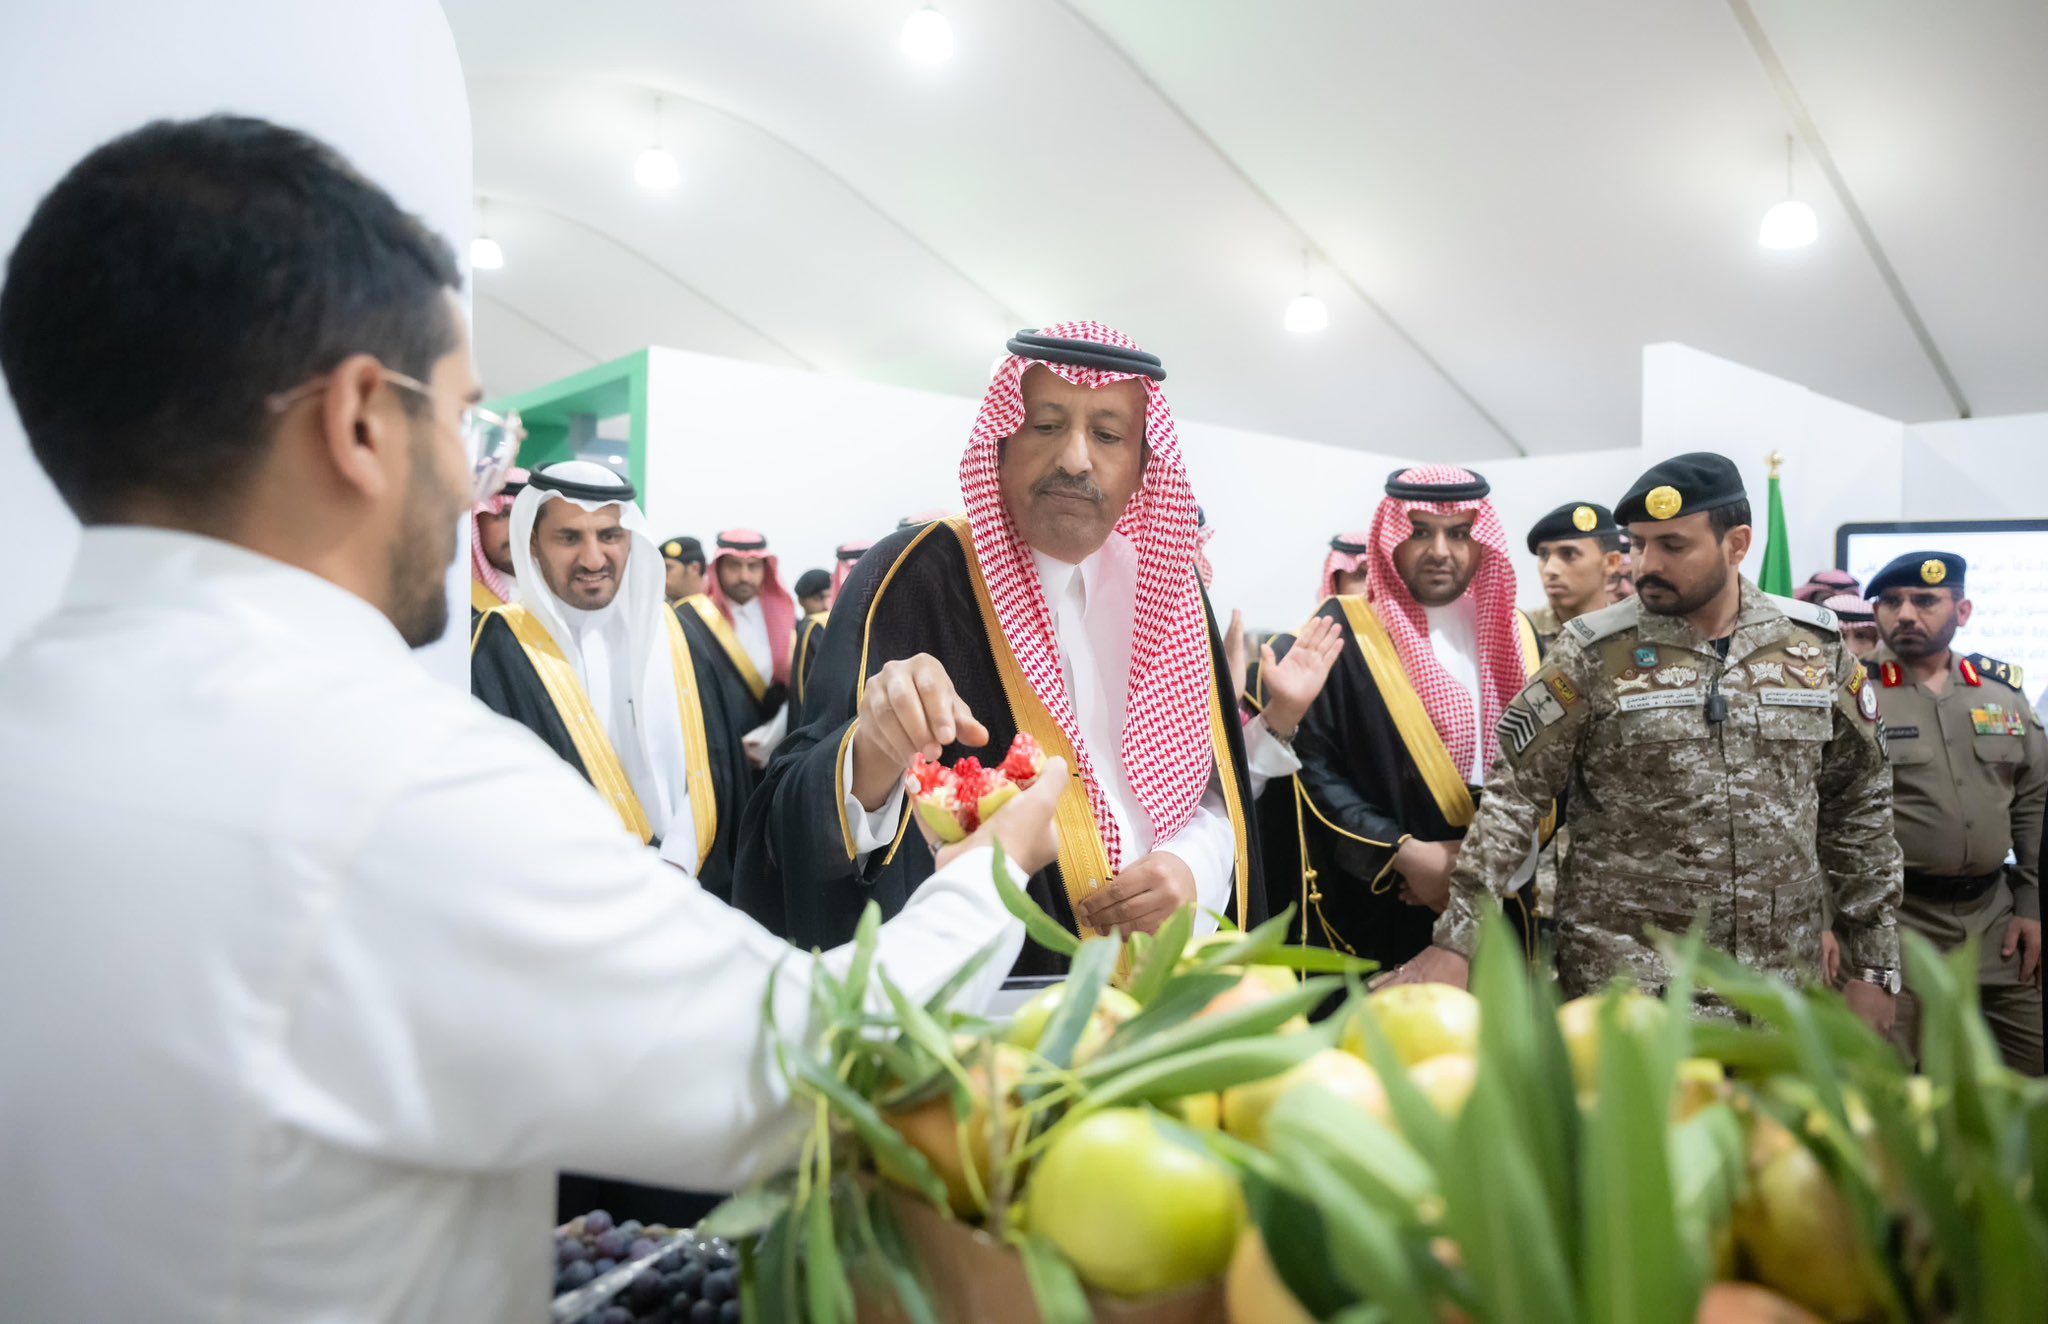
<box><xmin>275</xmin><ymin>720</ymin><xmax>1022</xmax><ymax>1194</ymax></box>
<box><xmin>842</xmin><ymin>735</ymin><xmax>907</xmax><ymax>857</ymax></box>
<box><xmin>1240</xmin><ymin>713</ymin><xmax>1303</xmax><ymax>801</ymax></box>
<box><xmin>1153</xmin><ymin>770</ymin><xmax>1238</xmax><ymax>937</ymax></box>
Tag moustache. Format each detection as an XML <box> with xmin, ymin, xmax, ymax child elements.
<box><xmin>1636</xmin><ymin>575</ymin><xmax>1678</xmax><ymax>595</ymax></box>
<box><xmin>1034</xmin><ymin>475</ymin><xmax>1105</xmax><ymax>503</ymax></box>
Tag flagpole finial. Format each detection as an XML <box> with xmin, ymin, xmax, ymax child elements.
<box><xmin>1767</xmin><ymin>450</ymin><xmax>1783</xmax><ymax>479</ymax></box>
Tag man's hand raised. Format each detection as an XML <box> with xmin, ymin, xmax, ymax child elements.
<box><xmin>850</xmin><ymin>654</ymin><xmax>989</xmax><ymax>811</ymax></box>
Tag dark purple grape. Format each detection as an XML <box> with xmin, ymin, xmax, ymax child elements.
<box><xmin>583</xmin><ymin>1209</ymin><xmax>615</xmax><ymax>1236</ymax></box>
<box><xmin>701</xmin><ymin>1269</ymin><xmax>733</xmax><ymax>1305</ymax></box>
<box><xmin>558</xmin><ymin>1238</ymin><xmax>592</xmax><ymax>1266</ymax></box>
<box><xmin>600</xmin><ymin>1308</ymin><xmax>633</xmax><ymax>1324</ymax></box>
<box><xmin>595</xmin><ymin>1228</ymin><xmax>632</xmax><ymax>1259</ymax></box>
<box><xmin>677</xmin><ymin>1260</ymin><xmax>706</xmax><ymax>1295</ymax></box>
<box><xmin>559</xmin><ymin>1260</ymin><xmax>598</xmax><ymax>1291</ymax></box>
<box><xmin>593</xmin><ymin>1257</ymin><xmax>618</xmax><ymax>1275</ymax></box>
<box><xmin>718</xmin><ymin>1301</ymin><xmax>739</xmax><ymax>1324</ymax></box>
<box><xmin>689</xmin><ymin>1302</ymin><xmax>717</xmax><ymax>1324</ymax></box>
<box><xmin>628</xmin><ymin>1237</ymin><xmax>659</xmax><ymax>1261</ymax></box>
<box><xmin>670</xmin><ymin>1293</ymin><xmax>696</xmax><ymax>1314</ymax></box>
<box><xmin>656</xmin><ymin>1248</ymin><xmax>685</xmax><ymax>1274</ymax></box>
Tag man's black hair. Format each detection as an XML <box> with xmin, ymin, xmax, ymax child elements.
<box><xmin>1597</xmin><ymin>531</ymin><xmax>1627</xmax><ymax>554</ymax></box>
<box><xmin>0</xmin><ymin>115</ymin><xmax>461</xmax><ymax>522</ymax></box>
<box><xmin>1708</xmin><ymin>500</ymin><xmax>1752</xmax><ymax>540</ymax></box>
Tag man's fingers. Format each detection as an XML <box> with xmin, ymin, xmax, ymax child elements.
<box><xmin>952</xmin><ymin>696</ymin><xmax>990</xmax><ymax>749</ymax></box>
<box><xmin>885</xmin><ymin>674</ymin><xmax>940</xmax><ymax>759</ymax></box>
<box><xmin>911</xmin><ymin>666</ymin><xmax>957</xmax><ymax>746</ymax></box>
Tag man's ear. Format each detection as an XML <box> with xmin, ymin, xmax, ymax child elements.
<box><xmin>317</xmin><ymin>353</ymin><xmax>400</xmax><ymax>501</ymax></box>
<box><xmin>1956</xmin><ymin>596</ymin><xmax>1973</xmax><ymax>628</ymax></box>
<box><xmin>1603</xmin><ymin>550</ymin><xmax>1625</xmax><ymax>574</ymax></box>
<box><xmin>1723</xmin><ymin>524</ymin><xmax>1753</xmax><ymax>564</ymax></box>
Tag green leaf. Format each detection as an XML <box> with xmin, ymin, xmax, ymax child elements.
<box><xmin>992</xmin><ymin>840</ymin><xmax>1080</xmax><ymax>957</ymax></box>
<box><xmin>1347</xmin><ymin>1000</ymin><xmax>1451</xmax><ymax>1166</ymax></box>
<box><xmin>1187</xmin><ymin>907</ymin><xmax>1295</xmax><ymax>973</ymax></box>
<box><xmin>1243</xmin><ymin>945</ymin><xmax>1381</xmax><ymax>976</ymax></box>
<box><xmin>791</xmin><ymin>1055</ymin><xmax>951</xmax><ymax>1211</ymax></box>
<box><xmin>923</xmin><ymin>936</ymin><xmax>1003</xmax><ymax>1016</ymax></box>
<box><xmin>1017</xmin><ymin>1236</ymin><xmax>1094</xmax><ymax>1324</ymax></box>
<box><xmin>1437</xmin><ymin>1056</ymin><xmax>1578</xmax><ymax>1324</ymax></box>
<box><xmin>1469</xmin><ymin>911</ymin><xmax>1578</xmax><ymax>1254</ymax></box>
<box><xmin>1580</xmin><ymin>999</ymin><xmax>1694</xmax><ymax>1324</ymax></box>
<box><xmin>744</xmin><ymin>1210</ymin><xmax>795</xmax><ymax>1324</ymax></box>
<box><xmin>1241</xmin><ymin>1164</ymin><xmax>1355</xmax><ymax>1318</ymax></box>
<box><xmin>1098</xmin><ymin>971</ymin><xmax>1238</xmax><ymax>1054</ymax></box>
<box><xmin>702</xmin><ymin>1181</ymin><xmax>795</xmax><ymax>1241</ymax></box>
<box><xmin>878</xmin><ymin>968</ymin><xmax>971</xmax><ymax>1096</ymax></box>
<box><xmin>804</xmin><ymin>1177</ymin><xmax>856</xmax><ymax>1324</ymax></box>
<box><xmin>1074</xmin><ymin>1030</ymin><xmax>1330</xmax><ymax>1113</ymax></box>
<box><xmin>843</xmin><ymin>902</ymin><xmax>881</xmax><ymax>1013</ymax></box>
<box><xmin>1275</xmin><ymin>1153</ymin><xmax>1436</xmax><ymax>1324</ymax></box>
<box><xmin>1266</xmin><ymin>1084</ymin><xmax>1439</xmax><ymax>1217</ymax></box>
<box><xmin>1077</xmin><ymin>974</ymin><xmax>1344</xmax><ymax>1085</ymax></box>
<box><xmin>1032</xmin><ymin>936</ymin><xmax>1119</xmax><ymax>1075</ymax></box>
<box><xmin>1127</xmin><ymin>905</ymin><xmax>1195</xmax><ymax>1006</ymax></box>
<box><xmin>864</xmin><ymin>1187</ymin><xmax>942</xmax><ymax>1324</ymax></box>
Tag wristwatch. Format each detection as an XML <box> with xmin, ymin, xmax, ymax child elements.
<box><xmin>1852</xmin><ymin>967</ymin><xmax>1901</xmax><ymax>994</ymax></box>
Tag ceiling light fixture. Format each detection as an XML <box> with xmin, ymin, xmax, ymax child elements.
<box><xmin>900</xmin><ymin>5</ymin><xmax>954</xmax><ymax>66</ymax></box>
<box><xmin>470</xmin><ymin>202</ymin><xmax>504</xmax><ymax>271</ymax></box>
<box><xmin>1284</xmin><ymin>249</ymin><xmax>1328</xmax><ymax>334</ymax></box>
<box><xmin>1757</xmin><ymin>134</ymin><xmax>1817</xmax><ymax>250</ymax></box>
<box><xmin>635</xmin><ymin>96</ymin><xmax>681</xmax><ymax>193</ymax></box>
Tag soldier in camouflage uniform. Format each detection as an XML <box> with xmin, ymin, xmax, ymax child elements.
<box><xmin>1381</xmin><ymin>453</ymin><xmax>1903</xmax><ymax>1030</ymax></box>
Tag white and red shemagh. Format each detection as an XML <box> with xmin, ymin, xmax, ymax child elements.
<box><xmin>830</xmin><ymin>540</ymin><xmax>873</xmax><ymax>601</ymax></box>
<box><xmin>1365</xmin><ymin>465</ymin><xmax>1525</xmax><ymax>777</ymax></box>
<box><xmin>708</xmin><ymin>530</ymin><xmax>797</xmax><ymax>687</ymax></box>
<box><xmin>1318</xmin><ymin>532</ymin><xmax>1372</xmax><ymax>602</ymax></box>
<box><xmin>469</xmin><ymin>468</ymin><xmax>528</xmax><ymax>601</ymax></box>
<box><xmin>960</xmin><ymin>320</ymin><xmax>1211</xmax><ymax>873</ymax></box>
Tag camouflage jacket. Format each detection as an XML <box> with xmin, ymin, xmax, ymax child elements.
<box><xmin>1436</xmin><ymin>578</ymin><xmax>1901</xmax><ymax>996</ymax></box>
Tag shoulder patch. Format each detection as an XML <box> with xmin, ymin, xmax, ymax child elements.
<box><xmin>1563</xmin><ymin>597</ymin><xmax>1640</xmax><ymax>645</ymax></box>
<box><xmin>1771</xmin><ymin>593</ymin><xmax>1840</xmax><ymax>633</ymax></box>
<box><xmin>1968</xmin><ymin>653</ymin><xmax>2024</xmax><ymax>691</ymax></box>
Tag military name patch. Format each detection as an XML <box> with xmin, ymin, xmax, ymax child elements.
<box><xmin>1760</xmin><ymin>688</ymin><xmax>1834</xmax><ymax>709</ymax></box>
<box><xmin>1888</xmin><ymin>724</ymin><xmax>1920</xmax><ymax>740</ymax></box>
<box><xmin>1618</xmin><ymin>689</ymin><xmax>1701</xmax><ymax>712</ymax></box>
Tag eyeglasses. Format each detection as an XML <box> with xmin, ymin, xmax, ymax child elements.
<box><xmin>267</xmin><ymin>368</ymin><xmax>524</xmax><ymax>503</ymax></box>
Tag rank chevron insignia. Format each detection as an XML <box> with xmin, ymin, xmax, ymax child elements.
<box><xmin>1500</xmin><ymin>705</ymin><xmax>1541</xmax><ymax>755</ymax></box>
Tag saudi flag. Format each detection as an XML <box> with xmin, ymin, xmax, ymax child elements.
<box><xmin>1759</xmin><ymin>455</ymin><xmax>1793</xmax><ymax>596</ymax></box>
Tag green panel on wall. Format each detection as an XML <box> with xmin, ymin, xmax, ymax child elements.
<box><xmin>486</xmin><ymin>350</ymin><xmax>650</xmax><ymax>507</ymax></box>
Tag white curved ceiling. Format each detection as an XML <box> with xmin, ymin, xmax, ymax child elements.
<box><xmin>444</xmin><ymin>0</ymin><xmax>2047</xmax><ymax>457</ymax></box>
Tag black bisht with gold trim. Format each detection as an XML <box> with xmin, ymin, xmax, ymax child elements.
<box><xmin>471</xmin><ymin>607</ymin><xmax>753</xmax><ymax>902</ymax></box>
<box><xmin>1255</xmin><ymin>598</ymin><xmax>1541</xmax><ymax>970</ymax></box>
<box><xmin>731</xmin><ymin>518</ymin><xmax>1267</xmax><ymax>976</ymax></box>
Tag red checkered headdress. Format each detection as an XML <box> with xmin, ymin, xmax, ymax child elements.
<box><xmin>470</xmin><ymin>467</ymin><xmax>528</xmax><ymax>601</ymax></box>
<box><xmin>831</xmin><ymin>539</ymin><xmax>873</xmax><ymax>600</ymax></box>
<box><xmin>1319</xmin><ymin>531</ymin><xmax>1372</xmax><ymax>602</ymax></box>
<box><xmin>1365</xmin><ymin>465</ymin><xmax>1524</xmax><ymax>776</ymax></box>
<box><xmin>960</xmin><ymin>321</ymin><xmax>1210</xmax><ymax>871</ymax></box>
<box><xmin>709</xmin><ymin>529</ymin><xmax>797</xmax><ymax>687</ymax></box>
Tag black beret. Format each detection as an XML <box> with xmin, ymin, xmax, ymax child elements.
<box><xmin>660</xmin><ymin>536</ymin><xmax>703</xmax><ymax>563</ymax></box>
<box><xmin>1526</xmin><ymin>501</ymin><xmax>1620</xmax><ymax>554</ymax></box>
<box><xmin>1864</xmin><ymin>551</ymin><xmax>1965</xmax><ymax>598</ymax></box>
<box><xmin>1615</xmin><ymin>452</ymin><xmax>1746</xmax><ymax>525</ymax></box>
<box><xmin>793</xmin><ymin>569</ymin><xmax>832</xmax><ymax>599</ymax></box>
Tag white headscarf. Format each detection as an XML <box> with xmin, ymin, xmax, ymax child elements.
<box><xmin>510</xmin><ymin>462</ymin><xmax>695</xmax><ymax>859</ymax></box>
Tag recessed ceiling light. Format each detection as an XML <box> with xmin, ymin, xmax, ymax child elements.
<box><xmin>900</xmin><ymin>5</ymin><xmax>953</xmax><ymax>66</ymax></box>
